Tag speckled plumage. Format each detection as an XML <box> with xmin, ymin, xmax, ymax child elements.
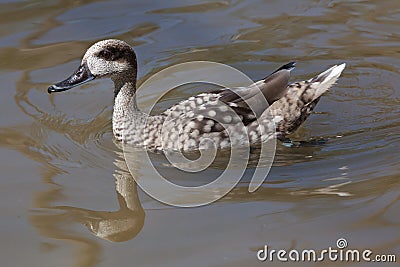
<box><xmin>48</xmin><ymin>39</ymin><xmax>346</xmax><ymax>151</ymax></box>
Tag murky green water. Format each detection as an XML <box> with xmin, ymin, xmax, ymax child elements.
<box><xmin>0</xmin><ymin>1</ymin><xmax>399</xmax><ymax>266</ymax></box>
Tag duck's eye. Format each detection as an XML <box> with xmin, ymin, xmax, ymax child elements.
<box><xmin>98</xmin><ymin>49</ymin><xmax>114</xmax><ymax>61</ymax></box>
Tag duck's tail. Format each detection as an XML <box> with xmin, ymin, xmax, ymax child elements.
<box><xmin>252</xmin><ymin>63</ymin><xmax>346</xmax><ymax>140</ymax></box>
<box><xmin>308</xmin><ymin>63</ymin><xmax>346</xmax><ymax>101</ymax></box>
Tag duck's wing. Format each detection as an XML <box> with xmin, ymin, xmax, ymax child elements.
<box><xmin>160</xmin><ymin>62</ymin><xmax>296</xmax><ymax>144</ymax></box>
<box><xmin>216</xmin><ymin>62</ymin><xmax>296</xmax><ymax>117</ymax></box>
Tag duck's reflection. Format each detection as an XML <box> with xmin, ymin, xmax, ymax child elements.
<box><xmin>13</xmin><ymin>91</ymin><xmax>146</xmax><ymax>243</ymax></box>
<box><xmin>54</xmin><ymin>158</ymin><xmax>145</xmax><ymax>242</ymax></box>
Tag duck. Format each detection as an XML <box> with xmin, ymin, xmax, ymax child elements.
<box><xmin>48</xmin><ymin>39</ymin><xmax>345</xmax><ymax>151</ymax></box>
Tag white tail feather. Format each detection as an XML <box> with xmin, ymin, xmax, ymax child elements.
<box><xmin>312</xmin><ymin>63</ymin><xmax>346</xmax><ymax>99</ymax></box>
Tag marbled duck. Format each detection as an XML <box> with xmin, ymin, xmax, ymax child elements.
<box><xmin>48</xmin><ymin>39</ymin><xmax>345</xmax><ymax>151</ymax></box>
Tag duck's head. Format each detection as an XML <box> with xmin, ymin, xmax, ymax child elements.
<box><xmin>48</xmin><ymin>39</ymin><xmax>137</xmax><ymax>94</ymax></box>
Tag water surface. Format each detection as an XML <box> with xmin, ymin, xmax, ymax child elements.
<box><xmin>0</xmin><ymin>1</ymin><xmax>399</xmax><ymax>266</ymax></box>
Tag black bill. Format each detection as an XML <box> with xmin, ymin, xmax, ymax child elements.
<box><xmin>48</xmin><ymin>63</ymin><xmax>95</xmax><ymax>94</ymax></box>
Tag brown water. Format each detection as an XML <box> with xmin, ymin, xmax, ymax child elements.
<box><xmin>0</xmin><ymin>1</ymin><xmax>399</xmax><ymax>266</ymax></box>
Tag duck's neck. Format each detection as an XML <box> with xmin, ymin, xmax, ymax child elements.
<box><xmin>113</xmin><ymin>78</ymin><xmax>138</xmax><ymax>112</ymax></box>
<box><xmin>112</xmin><ymin>75</ymin><xmax>143</xmax><ymax>139</ymax></box>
